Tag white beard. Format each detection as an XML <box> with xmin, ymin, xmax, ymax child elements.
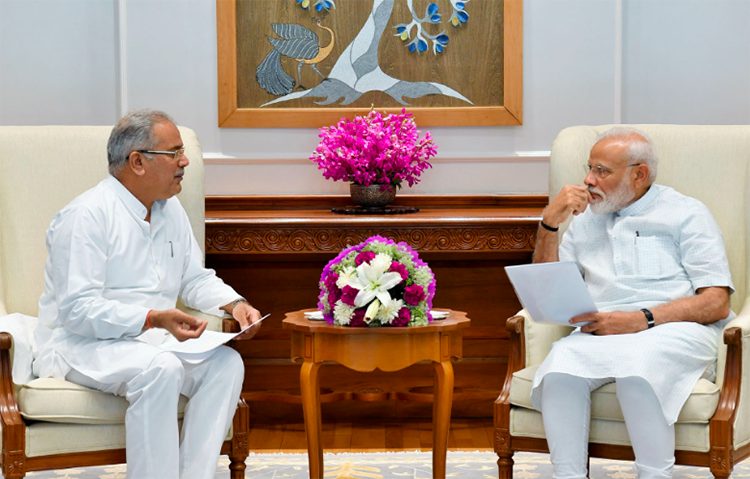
<box><xmin>589</xmin><ymin>177</ymin><xmax>636</xmax><ymax>214</ymax></box>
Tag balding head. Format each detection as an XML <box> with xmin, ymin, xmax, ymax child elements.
<box><xmin>594</xmin><ymin>127</ymin><xmax>658</xmax><ymax>184</ymax></box>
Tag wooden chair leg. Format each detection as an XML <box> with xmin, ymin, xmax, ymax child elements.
<box><xmin>497</xmin><ymin>453</ymin><xmax>514</xmax><ymax>479</ymax></box>
<box><xmin>709</xmin><ymin>445</ymin><xmax>733</xmax><ymax>479</ymax></box>
<box><xmin>228</xmin><ymin>399</ymin><xmax>250</xmax><ymax>479</ymax></box>
<box><xmin>495</xmin><ymin>427</ymin><xmax>514</xmax><ymax>479</ymax></box>
<box><xmin>1</xmin><ymin>450</ymin><xmax>27</xmax><ymax>478</ymax></box>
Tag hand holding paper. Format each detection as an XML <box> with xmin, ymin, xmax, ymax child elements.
<box><xmin>234</xmin><ymin>313</ymin><xmax>270</xmax><ymax>340</ymax></box>
<box><xmin>569</xmin><ymin>310</ymin><xmax>648</xmax><ymax>335</ymax></box>
<box><xmin>231</xmin><ymin>301</ymin><xmax>263</xmax><ymax>330</ymax></box>
<box><xmin>504</xmin><ymin>262</ymin><xmax>596</xmax><ymax>327</ymax></box>
<box><xmin>160</xmin><ymin>314</ymin><xmax>270</xmax><ymax>359</ymax></box>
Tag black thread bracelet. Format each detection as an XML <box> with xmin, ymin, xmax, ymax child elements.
<box><xmin>540</xmin><ymin>220</ymin><xmax>559</xmax><ymax>232</ymax></box>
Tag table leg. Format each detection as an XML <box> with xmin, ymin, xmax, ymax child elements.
<box><xmin>432</xmin><ymin>360</ymin><xmax>454</xmax><ymax>479</ymax></box>
<box><xmin>300</xmin><ymin>361</ymin><xmax>324</xmax><ymax>479</ymax></box>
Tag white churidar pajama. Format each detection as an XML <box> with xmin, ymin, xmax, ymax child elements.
<box><xmin>531</xmin><ymin>185</ymin><xmax>735</xmax><ymax>478</ymax></box>
<box><xmin>33</xmin><ymin>176</ymin><xmax>244</xmax><ymax>479</ymax></box>
<box><xmin>541</xmin><ymin>373</ymin><xmax>675</xmax><ymax>479</ymax></box>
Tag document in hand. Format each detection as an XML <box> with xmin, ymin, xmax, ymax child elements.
<box><xmin>159</xmin><ymin>314</ymin><xmax>270</xmax><ymax>362</ymax></box>
<box><xmin>504</xmin><ymin>262</ymin><xmax>596</xmax><ymax>326</ymax></box>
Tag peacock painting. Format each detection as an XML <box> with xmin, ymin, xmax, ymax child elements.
<box><xmin>255</xmin><ymin>0</ymin><xmax>474</xmax><ymax>107</ymax></box>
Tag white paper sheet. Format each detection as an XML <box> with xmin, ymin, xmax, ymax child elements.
<box><xmin>159</xmin><ymin>314</ymin><xmax>270</xmax><ymax>359</ymax></box>
<box><xmin>504</xmin><ymin>262</ymin><xmax>596</xmax><ymax>326</ymax></box>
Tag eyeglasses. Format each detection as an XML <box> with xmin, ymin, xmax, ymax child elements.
<box><xmin>136</xmin><ymin>148</ymin><xmax>185</xmax><ymax>160</ymax></box>
<box><xmin>584</xmin><ymin>163</ymin><xmax>641</xmax><ymax>179</ymax></box>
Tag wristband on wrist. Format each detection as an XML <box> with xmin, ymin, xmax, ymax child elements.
<box><xmin>146</xmin><ymin>310</ymin><xmax>153</xmax><ymax>329</ymax></box>
<box><xmin>540</xmin><ymin>220</ymin><xmax>559</xmax><ymax>232</ymax></box>
<box><xmin>641</xmin><ymin>308</ymin><xmax>655</xmax><ymax>329</ymax></box>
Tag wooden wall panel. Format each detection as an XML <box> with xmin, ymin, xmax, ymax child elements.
<box><xmin>206</xmin><ymin>195</ymin><xmax>544</xmax><ymax>421</ymax></box>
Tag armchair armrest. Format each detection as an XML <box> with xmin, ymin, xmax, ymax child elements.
<box><xmin>176</xmin><ymin>301</ymin><xmax>226</xmax><ymax>332</ymax></box>
<box><xmin>0</xmin><ymin>332</ymin><xmax>27</xmax><ymax>469</ymax></box>
<box><xmin>494</xmin><ymin>315</ymin><xmax>524</xmax><ymax>456</ymax></box>
<box><xmin>712</xmin><ymin>300</ymin><xmax>750</xmax><ymax>454</ymax></box>
<box><xmin>519</xmin><ymin>309</ymin><xmax>574</xmax><ymax>367</ymax></box>
<box><xmin>496</xmin><ymin>315</ymin><xmax>527</xmax><ymax>409</ymax></box>
<box><xmin>494</xmin><ymin>309</ymin><xmax>575</xmax><ymax>452</ymax></box>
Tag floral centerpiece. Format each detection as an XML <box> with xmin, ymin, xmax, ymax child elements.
<box><xmin>310</xmin><ymin>109</ymin><xmax>437</xmax><ymax>207</ymax></box>
<box><xmin>317</xmin><ymin>235</ymin><xmax>436</xmax><ymax>327</ymax></box>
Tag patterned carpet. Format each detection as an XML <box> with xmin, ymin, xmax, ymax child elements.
<box><xmin>22</xmin><ymin>451</ymin><xmax>750</xmax><ymax>478</ymax></box>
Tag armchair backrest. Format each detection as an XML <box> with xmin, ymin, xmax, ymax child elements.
<box><xmin>548</xmin><ymin>125</ymin><xmax>750</xmax><ymax>385</ymax></box>
<box><xmin>0</xmin><ymin>126</ymin><xmax>205</xmax><ymax>317</ymax></box>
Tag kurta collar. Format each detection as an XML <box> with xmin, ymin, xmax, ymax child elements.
<box><xmin>616</xmin><ymin>183</ymin><xmax>660</xmax><ymax>217</ymax></box>
<box><xmin>105</xmin><ymin>175</ymin><xmax>150</xmax><ymax>221</ymax></box>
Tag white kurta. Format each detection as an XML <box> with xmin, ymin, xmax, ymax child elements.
<box><xmin>33</xmin><ymin>176</ymin><xmax>240</xmax><ymax>383</ymax></box>
<box><xmin>531</xmin><ymin>184</ymin><xmax>735</xmax><ymax>425</ymax></box>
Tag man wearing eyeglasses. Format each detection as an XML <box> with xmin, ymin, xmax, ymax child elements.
<box><xmin>530</xmin><ymin>127</ymin><xmax>734</xmax><ymax>479</ymax></box>
<box><xmin>33</xmin><ymin>109</ymin><xmax>263</xmax><ymax>479</ymax></box>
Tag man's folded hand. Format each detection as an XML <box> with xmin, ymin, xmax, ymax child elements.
<box><xmin>149</xmin><ymin>309</ymin><xmax>208</xmax><ymax>341</ymax></box>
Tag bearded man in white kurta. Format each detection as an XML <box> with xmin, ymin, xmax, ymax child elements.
<box><xmin>33</xmin><ymin>109</ymin><xmax>264</xmax><ymax>479</ymax></box>
<box><xmin>531</xmin><ymin>127</ymin><xmax>734</xmax><ymax>479</ymax></box>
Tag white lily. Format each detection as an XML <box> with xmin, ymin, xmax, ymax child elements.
<box><xmin>364</xmin><ymin>299</ymin><xmax>381</xmax><ymax>323</ymax></box>
<box><xmin>346</xmin><ymin>258</ymin><xmax>404</xmax><ymax>309</ymax></box>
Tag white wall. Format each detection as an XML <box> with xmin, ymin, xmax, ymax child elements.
<box><xmin>1</xmin><ymin>0</ymin><xmax>748</xmax><ymax>195</ymax></box>
<box><xmin>0</xmin><ymin>0</ymin><xmax>117</xmax><ymax>125</ymax></box>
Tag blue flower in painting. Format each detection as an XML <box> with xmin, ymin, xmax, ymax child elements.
<box><xmin>393</xmin><ymin>0</ymin><xmax>468</xmax><ymax>55</ymax></box>
<box><xmin>296</xmin><ymin>0</ymin><xmax>335</xmax><ymax>12</ymax></box>
<box><xmin>449</xmin><ymin>0</ymin><xmax>470</xmax><ymax>27</ymax></box>
<box><xmin>315</xmin><ymin>0</ymin><xmax>334</xmax><ymax>12</ymax></box>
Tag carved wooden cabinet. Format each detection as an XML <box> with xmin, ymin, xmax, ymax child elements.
<box><xmin>205</xmin><ymin>195</ymin><xmax>544</xmax><ymax>422</ymax></box>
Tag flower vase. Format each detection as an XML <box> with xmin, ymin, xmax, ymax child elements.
<box><xmin>350</xmin><ymin>183</ymin><xmax>396</xmax><ymax>208</ymax></box>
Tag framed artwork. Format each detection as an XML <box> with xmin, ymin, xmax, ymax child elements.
<box><xmin>217</xmin><ymin>0</ymin><xmax>522</xmax><ymax>127</ymax></box>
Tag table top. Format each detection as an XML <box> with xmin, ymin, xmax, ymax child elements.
<box><xmin>282</xmin><ymin>308</ymin><xmax>470</xmax><ymax>335</ymax></box>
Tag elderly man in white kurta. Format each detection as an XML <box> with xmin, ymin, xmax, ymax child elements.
<box><xmin>33</xmin><ymin>109</ymin><xmax>263</xmax><ymax>479</ymax></box>
<box><xmin>532</xmin><ymin>127</ymin><xmax>734</xmax><ymax>479</ymax></box>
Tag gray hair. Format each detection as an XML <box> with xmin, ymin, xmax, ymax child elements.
<box><xmin>595</xmin><ymin>126</ymin><xmax>658</xmax><ymax>183</ymax></box>
<box><xmin>107</xmin><ymin>109</ymin><xmax>174</xmax><ymax>176</ymax></box>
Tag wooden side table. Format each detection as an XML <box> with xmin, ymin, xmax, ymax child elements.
<box><xmin>283</xmin><ymin>309</ymin><xmax>470</xmax><ymax>479</ymax></box>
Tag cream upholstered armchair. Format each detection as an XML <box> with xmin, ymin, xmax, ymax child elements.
<box><xmin>0</xmin><ymin>126</ymin><xmax>249</xmax><ymax>477</ymax></box>
<box><xmin>495</xmin><ymin>125</ymin><xmax>750</xmax><ymax>478</ymax></box>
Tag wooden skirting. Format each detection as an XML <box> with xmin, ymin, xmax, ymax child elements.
<box><xmin>206</xmin><ymin>194</ymin><xmax>545</xmax><ymax>421</ymax></box>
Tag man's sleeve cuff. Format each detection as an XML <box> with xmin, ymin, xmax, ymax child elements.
<box><xmin>692</xmin><ymin>277</ymin><xmax>735</xmax><ymax>296</ymax></box>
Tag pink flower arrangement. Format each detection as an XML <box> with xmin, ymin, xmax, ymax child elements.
<box><xmin>317</xmin><ymin>235</ymin><xmax>437</xmax><ymax>327</ymax></box>
<box><xmin>310</xmin><ymin>109</ymin><xmax>437</xmax><ymax>189</ymax></box>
